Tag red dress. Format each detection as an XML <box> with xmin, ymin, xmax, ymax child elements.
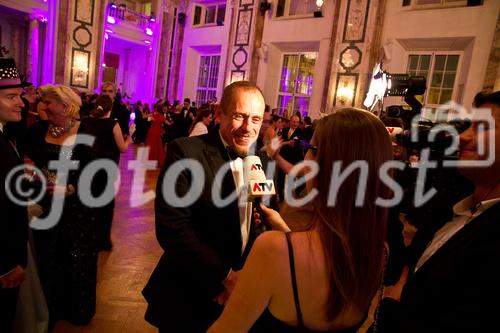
<box><xmin>145</xmin><ymin>112</ymin><xmax>166</xmax><ymax>168</ymax></box>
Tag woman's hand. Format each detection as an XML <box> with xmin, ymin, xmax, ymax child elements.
<box><xmin>253</xmin><ymin>203</ymin><xmax>291</xmax><ymax>232</ymax></box>
<box><xmin>46</xmin><ymin>184</ymin><xmax>75</xmax><ymax>197</ymax></box>
<box><xmin>129</xmin><ymin>123</ymin><xmax>136</xmax><ymax>137</ymax></box>
<box><xmin>0</xmin><ymin>265</ymin><xmax>26</xmax><ymax>288</ymax></box>
<box><xmin>265</xmin><ymin>137</ymin><xmax>284</xmax><ymax>159</ymax></box>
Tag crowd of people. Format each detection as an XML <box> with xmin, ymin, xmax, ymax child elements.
<box><xmin>1</xmin><ymin>56</ymin><xmax>499</xmax><ymax>333</ymax></box>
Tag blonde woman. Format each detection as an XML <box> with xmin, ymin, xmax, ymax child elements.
<box><xmin>25</xmin><ymin>84</ymin><xmax>98</xmax><ymax>329</ymax></box>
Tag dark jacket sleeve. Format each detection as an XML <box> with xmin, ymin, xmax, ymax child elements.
<box><xmin>154</xmin><ymin>140</ymin><xmax>228</xmax><ymax>298</ymax></box>
<box><xmin>0</xmin><ymin>140</ymin><xmax>28</xmax><ymax>276</ymax></box>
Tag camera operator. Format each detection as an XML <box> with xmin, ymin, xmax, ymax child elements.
<box><xmin>378</xmin><ymin>91</ymin><xmax>500</xmax><ymax>333</ymax></box>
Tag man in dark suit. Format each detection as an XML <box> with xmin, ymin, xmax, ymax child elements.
<box><xmin>179</xmin><ymin>97</ymin><xmax>195</xmax><ymax>137</ymax></box>
<box><xmin>0</xmin><ymin>58</ymin><xmax>29</xmax><ymax>333</ymax></box>
<box><xmin>302</xmin><ymin>116</ymin><xmax>314</xmax><ymax>143</ymax></box>
<box><xmin>102</xmin><ymin>82</ymin><xmax>130</xmax><ymax>137</ymax></box>
<box><xmin>143</xmin><ymin>81</ymin><xmax>268</xmax><ymax>332</ymax></box>
<box><xmin>277</xmin><ymin>115</ymin><xmax>303</xmax><ymax>200</ymax></box>
<box><xmin>380</xmin><ymin>91</ymin><xmax>500</xmax><ymax>333</ymax></box>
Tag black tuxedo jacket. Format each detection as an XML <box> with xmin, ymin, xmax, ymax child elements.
<box><xmin>0</xmin><ymin>130</ymin><xmax>28</xmax><ymax>277</ymax></box>
<box><xmin>379</xmin><ymin>202</ymin><xmax>500</xmax><ymax>333</ymax></box>
<box><xmin>280</xmin><ymin>127</ymin><xmax>304</xmax><ymax>164</ymax></box>
<box><xmin>143</xmin><ymin>127</ymin><xmax>270</xmax><ymax>331</ymax></box>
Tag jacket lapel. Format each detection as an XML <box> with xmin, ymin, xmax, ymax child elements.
<box><xmin>203</xmin><ymin>128</ymin><xmax>236</xmax><ymax>198</ymax></box>
<box><xmin>416</xmin><ymin>202</ymin><xmax>500</xmax><ymax>276</ymax></box>
<box><xmin>0</xmin><ymin>129</ymin><xmax>21</xmax><ymax>161</ymax></box>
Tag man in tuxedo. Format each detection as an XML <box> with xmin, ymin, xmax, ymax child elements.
<box><xmin>180</xmin><ymin>97</ymin><xmax>195</xmax><ymax>137</ymax></box>
<box><xmin>277</xmin><ymin>115</ymin><xmax>303</xmax><ymax>200</ymax></box>
<box><xmin>0</xmin><ymin>58</ymin><xmax>29</xmax><ymax>333</ymax></box>
<box><xmin>143</xmin><ymin>81</ymin><xmax>268</xmax><ymax>332</ymax></box>
<box><xmin>102</xmin><ymin>82</ymin><xmax>130</xmax><ymax>137</ymax></box>
<box><xmin>380</xmin><ymin>91</ymin><xmax>500</xmax><ymax>332</ymax></box>
<box><xmin>302</xmin><ymin>116</ymin><xmax>314</xmax><ymax>143</ymax></box>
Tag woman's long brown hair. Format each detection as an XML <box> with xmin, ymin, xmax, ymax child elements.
<box><xmin>311</xmin><ymin>108</ymin><xmax>392</xmax><ymax>321</ymax></box>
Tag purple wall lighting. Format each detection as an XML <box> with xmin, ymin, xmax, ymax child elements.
<box><xmin>145</xmin><ymin>27</ymin><xmax>153</xmax><ymax>36</ymax></box>
<box><xmin>105</xmin><ymin>32</ymin><xmax>109</xmax><ymax>40</ymax></box>
<box><xmin>144</xmin><ymin>40</ymin><xmax>151</xmax><ymax>44</ymax></box>
<box><xmin>30</xmin><ymin>20</ymin><xmax>39</xmax><ymax>85</ymax></box>
<box><xmin>107</xmin><ymin>16</ymin><xmax>116</xmax><ymax>24</ymax></box>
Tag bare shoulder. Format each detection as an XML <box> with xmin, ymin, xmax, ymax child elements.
<box><xmin>251</xmin><ymin>231</ymin><xmax>289</xmax><ymax>261</ymax></box>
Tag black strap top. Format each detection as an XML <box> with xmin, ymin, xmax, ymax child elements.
<box><xmin>287</xmin><ymin>232</ymin><xmax>305</xmax><ymax>327</ymax></box>
<box><xmin>250</xmin><ymin>233</ymin><xmax>361</xmax><ymax>333</ymax></box>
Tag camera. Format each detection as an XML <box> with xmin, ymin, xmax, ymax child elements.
<box><xmin>386</xmin><ymin>104</ymin><xmax>471</xmax><ymax>157</ymax></box>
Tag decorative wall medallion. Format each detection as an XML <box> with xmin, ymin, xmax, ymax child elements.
<box><xmin>232</xmin><ymin>47</ymin><xmax>248</xmax><ymax>68</ymax></box>
<box><xmin>339</xmin><ymin>45</ymin><xmax>362</xmax><ymax>71</ymax></box>
<box><xmin>334</xmin><ymin>73</ymin><xmax>359</xmax><ymax>107</ymax></box>
<box><xmin>240</xmin><ymin>0</ymin><xmax>254</xmax><ymax>6</ymax></box>
<box><xmin>231</xmin><ymin>70</ymin><xmax>245</xmax><ymax>83</ymax></box>
<box><xmin>235</xmin><ymin>9</ymin><xmax>253</xmax><ymax>46</ymax></box>
<box><xmin>343</xmin><ymin>0</ymin><xmax>370</xmax><ymax>43</ymax></box>
<box><xmin>70</xmin><ymin>48</ymin><xmax>90</xmax><ymax>88</ymax></box>
<box><xmin>74</xmin><ymin>0</ymin><xmax>95</xmax><ymax>26</ymax></box>
<box><xmin>73</xmin><ymin>25</ymin><xmax>92</xmax><ymax>48</ymax></box>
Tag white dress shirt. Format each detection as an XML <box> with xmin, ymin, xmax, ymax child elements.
<box><xmin>189</xmin><ymin>122</ymin><xmax>208</xmax><ymax>137</ymax></box>
<box><xmin>219</xmin><ymin>132</ymin><xmax>253</xmax><ymax>255</ymax></box>
<box><xmin>415</xmin><ymin>195</ymin><xmax>500</xmax><ymax>272</ymax></box>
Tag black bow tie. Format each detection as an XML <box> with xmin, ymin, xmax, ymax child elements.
<box><xmin>226</xmin><ymin>147</ymin><xmax>244</xmax><ymax>161</ymax></box>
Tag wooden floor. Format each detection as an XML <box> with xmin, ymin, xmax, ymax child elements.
<box><xmin>49</xmin><ymin>144</ymin><xmax>411</xmax><ymax>333</ymax></box>
<box><xmin>53</xmin><ymin>144</ymin><xmax>162</xmax><ymax>333</ymax></box>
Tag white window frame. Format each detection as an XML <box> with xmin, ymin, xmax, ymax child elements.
<box><xmin>192</xmin><ymin>3</ymin><xmax>226</xmax><ymax>27</ymax></box>
<box><xmin>196</xmin><ymin>54</ymin><xmax>221</xmax><ymax>106</ymax></box>
<box><xmin>402</xmin><ymin>0</ymin><xmax>469</xmax><ymax>10</ymax></box>
<box><xmin>276</xmin><ymin>52</ymin><xmax>317</xmax><ymax>118</ymax></box>
<box><xmin>406</xmin><ymin>51</ymin><xmax>462</xmax><ymax>110</ymax></box>
<box><xmin>274</xmin><ymin>0</ymin><xmax>318</xmax><ymax>19</ymax></box>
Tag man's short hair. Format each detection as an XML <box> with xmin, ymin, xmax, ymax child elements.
<box><xmin>184</xmin><ymin>98</ymin><xmax>190</xmax><ymax>103</ymax></box>
<box><xmin>270</xmin><ymin>115</ymin><xmax>281</xmax><ymax>124</ymax></box>
<box><xmin>102</xmin><ymin>82</ymin><xmax>116</xmax><ymax>91</ymax></box>
<box><xmin>473</xmin><ymin>91</ymin><xmax>500</xmax><ymax>108</ymax></box>
<box><xmin>220</xmin><ymin>81</ymin><xmax>263</xmax><ymax>114</ymax></box>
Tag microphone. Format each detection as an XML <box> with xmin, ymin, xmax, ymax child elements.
<box><xmin>243</xmin><ymin>156</ymin><xmax>275</xmax><ymax>233</ymax></box>
<box><xmin>243</xmin><ymin>156</ymin><xmax>275</xmax><ymax>200</ymax></box>
<box><xmin>386</xmin><ymin>126</ymin><xmax>404</xmax><ymax>138</ymax></box>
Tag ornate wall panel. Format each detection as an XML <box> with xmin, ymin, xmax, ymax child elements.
<box><xmin>333</xmin><ymin>0</ymin><xmax>371</xmax><ymax>108</ymax></box>
<box><xmin>155</xmin><ymin>12</ymin><xmax>171</xmax><ymax>98</ymax></box>
<box><xmin>228</xmin><ymin>0</ymin><xmax>257</xmax><ymax>83</ymax></box>
<box><xmin>60</xmin><ymin>0</ymin><xmax>102</xmax><ymax>91</ymax></box>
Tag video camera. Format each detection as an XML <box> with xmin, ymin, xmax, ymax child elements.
<box><xmin>375</xmin><ymin>71</ymin><xmax>471</xmax><ymax>158</ymax></box>
<box><xmin>364</xmin><ymin>66</ymin><xmax>476</xmax><ymax>277</ymax></box>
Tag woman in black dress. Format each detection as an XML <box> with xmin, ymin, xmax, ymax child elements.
<box><xmin>209</xmin><ymin>109</ymin><xmax>393</xmax><ymax>333</ymax></box>
<box><xmin>25</xmin><ymin>84</ymin><xmax>97</xmax><ymax>329</ymax></box>
<box><xmin>81</xmin><ymin>94</ymin><xmax>132</xmax><ymax>251</ymax></box>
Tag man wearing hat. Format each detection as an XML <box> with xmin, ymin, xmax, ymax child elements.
<box><xmin>0</xmin><ymin>58</ymin><xmax>29</xmax><ymax>332</ymax></box>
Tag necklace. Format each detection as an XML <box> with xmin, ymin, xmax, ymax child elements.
<box><xmin>48</xmin><ymin>119</ymin><xmax>76</xmax><ymax>138</ymax></box>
